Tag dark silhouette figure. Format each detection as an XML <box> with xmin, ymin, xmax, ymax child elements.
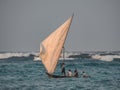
<box><xmin>61</xmin><ymin>63</ymin><xmax>66</xmax><ymax>76</ymax></box>
<box><xmin>74</xmin><ymin>69</ymin><xmax>79</xmax><ymax>77</ymax></box>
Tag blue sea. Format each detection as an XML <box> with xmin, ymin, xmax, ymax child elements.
<box><xmin>0</xmin><ymin>56</ymin><xmax>120</xmax><ymax>90</ymax></box>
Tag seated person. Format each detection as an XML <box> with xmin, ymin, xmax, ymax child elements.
<box><xmin>74</xmin><ymin>69</ymin><xmax>79</xmax><ymax>77</ymax></box>
<box><xmin>67</xmin><ymin>69</ymin><xmax>72</xmax><ymax>76</ymax></box>
<box><xmin>82</xmin><ymin>71</ymin><xmax>90</xmax><ymax>78</ymax></box>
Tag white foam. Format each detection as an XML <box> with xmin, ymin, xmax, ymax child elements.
<box><xmin>1</xmin><ymin>52</ymin><xmax>120</xmax><ymax>62</ymax></box>
<box><xmin>92</xmin><ymin>55</ymin><xmax>120</xmax><ymax>61</ymax></box>
<box><xmin>0</xmin><ymin>52</ymin><xmax>37</xmax><ymax>59</ymax></box>
<box><xmin>59</xmin><ymin>57</ymin><xmax>74</xmax><ymax>60</ymax></box>
<box><xmin>33</xmin><ymin>57</ymin><xmax>74</xmax><ymax>61</ymax></box>
<box><xmin>33</xmin><ymin>52</ymin><xmax>75</xmax><ymax>61</ymax></box>
<box><xmin>33</xmin><ymin>56</ymin><xmax>41</xmax><ymax>61</ymax></box>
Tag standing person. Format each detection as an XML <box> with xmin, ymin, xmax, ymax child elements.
<box><xmin>74</xmin><ymin>69</ymin><xmax>79</xmax><ymax>77</ymax></box>
<box><xmin>67</xmin><ymin>69</ymin><xmax>72</xmax><ymax>76</ymax></box>
<box><xmin>61</xmin><ymin>63</ymin><xmax>66</xmax><ymax>76</ymax></box>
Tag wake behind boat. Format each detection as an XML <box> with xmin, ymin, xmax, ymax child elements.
<box><xmin>39</xmin><ymin>14</ymin><xmax>77</xmax><ymax>78</ymax></box>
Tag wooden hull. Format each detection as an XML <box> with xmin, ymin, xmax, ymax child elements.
<box><xmin>46</xmin><ymin>73</ymin><xmax>77</xmax><ymax>78</ymax></box>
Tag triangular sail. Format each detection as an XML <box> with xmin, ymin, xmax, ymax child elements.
<box><xmin>40</xmin><ymin>15</ymin><xmax>73</xmax><ymax>74</ymax></box>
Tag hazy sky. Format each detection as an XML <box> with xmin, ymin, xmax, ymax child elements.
<box><xmin>0</xmin><ymin>0</ymin><xmax>120</xmax><ymax>52</ymax></box>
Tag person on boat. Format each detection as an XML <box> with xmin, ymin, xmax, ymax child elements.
<box><xmin>67</xmin><ymin>69</ymin><xmax>72</xmax><ymax>76</ymax></box>
<box><xmin>82</xmin><ymin>71</ymin><xmax>90</xmax><ymax>78</ymax></box>
<box><xmin>61</xmin><ymin>63</ymin><xmax>66</xmax><ymax>76</ymax></box>
<box><xmin>74</xmin><ymin>69</ymin><xmax>79</xmax><ymax>77</ymax></box>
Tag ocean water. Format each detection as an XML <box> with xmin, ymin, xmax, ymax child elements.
<box><xmin>0</xmin><ymin>58</ymin><xmax>120</xmax><ymax>90</ymax></box>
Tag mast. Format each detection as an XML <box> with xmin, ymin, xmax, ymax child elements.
<box><xmin>62</xmin><ymin>46</ymin><xmax>65</xmax><ymax>61</ymax></box>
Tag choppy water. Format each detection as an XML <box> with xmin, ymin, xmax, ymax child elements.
<box><xmin>0</xmin><ymin>58</ymin><xmax>120</xmax><ymax>90</ymax></box>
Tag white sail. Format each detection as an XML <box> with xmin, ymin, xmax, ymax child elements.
<box><xmin>40</xmin><ymin>15</ymin><xmax>73</xmax><ymax>74</ymax></box>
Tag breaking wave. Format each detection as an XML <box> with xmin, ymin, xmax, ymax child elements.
<box><xmin>33</xmin><ymin>51</ymin><xmax>120</xmax><ymax>62</ymax></box>
<box><xmin>0</xmin><ymin>52</ymin><xmax>37</xmax><ymax>60</ymax></box>
<box><xmin>92</xmin><ymin>55</ymin><xmax>120</xmax><ymax>61</ymax></box>
<box><xmin>0</xmin><ymin>51</ymin><xmax>120</xmax><ymax>62</ymax></box>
